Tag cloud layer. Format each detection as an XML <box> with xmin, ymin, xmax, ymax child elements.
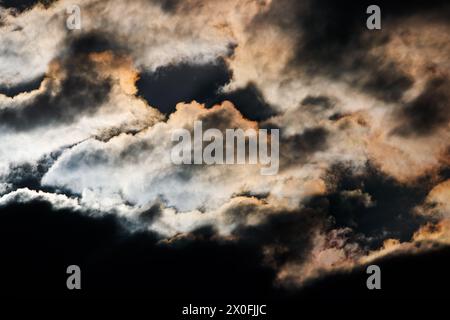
<box><xmin>0</xmin><ymin>0</ymin><xmax>449</xmax><ymax>296</ymax></box>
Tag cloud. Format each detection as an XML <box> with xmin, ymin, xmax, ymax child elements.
<box><xmin>2</xmin><ymin>194</ymin><xmax>449</xmax><ymax>300</ymax></box>
<box><xmin>392</xmin><ymin>75</ymin><xmax>450</xmax><ymax>137</ymax></box>
<box><xmin>0</xmin><ymin>0</ymin><xmax>449</xmax><ymax>295</ymax></box>
<box><xmin>279</xmin><ymin>127</ymin><xmax>330</xmax><ymax>169</ymax></box>
<box><xmin>322</xmin><ymin>163</ymin><xmax>433</xmax><ymax>245</ymax></box>
<box><xmin>0</xmin><ymin>55</ymin><xmax>112</xmax><ymax>132</ymax></box>
<box><xmin>40</xmin><ymin>101</ymin><xmax>265</xmax><ymax>213</ymax></box>
<box><xmin>0</xmin><ymin>0</ymin><xmax>58</xmax><ymax>12</ymax></box>
<box><xmin>209</xmin><ymin>83</ymin><xmax>279</xmax><ymax>122</ymax></box>
<box><xmin>0</xmin><ymin>198</ymin><xmax>278</xmax><ymax>299</ymax></box>
<box><xmin>0</xmin><ymin>74</ymin><xmax>45</xmax><ymax>97</ymax></box>
<box><xmin>0</xmin><ymin>49</ymin><xmax>161</xmax><ymax>182</ymax></box>
<box><xmin>294</xmin><ymin>243</ymin><xmax>450</xmax><ymax>299</ymax></box>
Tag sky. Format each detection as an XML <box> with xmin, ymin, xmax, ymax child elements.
<box><xmin>0</xmin><ymin>0</ymin><xmax>449</xmax><ymax>303</ymax></box>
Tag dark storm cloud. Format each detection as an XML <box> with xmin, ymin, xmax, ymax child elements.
<box><xmin>255</xmin><ymin>0</ymin><xmax>450</xmax><ymax>102</ymax></box>
<box><xmin>392</xmin><ymin>76</ymin><xmax>450</xmax><ymax>137</ymax></box>
<box><xmin>275</xmin><ymin>0</ymin><xmax>450</xmax><ymax>63</ymax></box>
<box><xmin>359</xmin><ymin>62</ymin><xmax>414</xmax><ymax>103</ymax></box>
<box><xmin>280</xmin><ymin>127</ymin><xmax>329</xmax><ymax>169</ymax></box>
<box><xmin>2</xmin><ymin>198</ymin><xmax>447</xmax><ymax>302</ymax></box>
<box><xmin>328</xmin><ymin>112</ymin><xmax>351</xmax><ymax>121</ymax></box>
<box><xmin>0</xmin><ymin>75</ymin><xmax>45</xmax><ymax>97</ymax></box>
<box><xmin>232</xmin><ymin>207</ymin><xmax>326</xmax><ymax>268</ymax></box>
<box><xmin>137</xmin><ymin>60</ymin><xmax>278</xmax><ymax>121</ymax></box>
<box><xmin>69</xmin><ymin>31</ymin><xmax>126</xmax><ymax>55</ymax></box>
<box><xmin>2</xmin><ymin>160</ymin><xmax>50</xmax><ymax>191</ymax></box>
<box><xmin>440</xmin><ymin>165</ymin><xmax>450</xmax><ymax>181</ymax></box>
<box><xmin>0</xmin><ymin>0</ymin><xmax>57</xmax><ymax>12</ymax></box>
<box><xmin>152</xmin><ymin>0</ymin><xmax>181</xmax><ymax>12</ymax></box>
<box><xmin>288</xmin><ymin>0</ymin><xmax>449</xmax><ymax>63</ymax></box>
<box><xmin>295</xmin><ymin>244</ymin><xmax>450</xmax><ymax>300</ymax></box>
<box><xmin>0</xmin><ymin>197</ymin><xmax>326</xmax><ymax>300</ymax></box>
<box><xmin>0</xmin><ymin>58</ymin><xmax>112</xmax><ymax>131</ymax></box>
<box><xmin>209</xmin><ymin>83</ymin><xmax>279</xmax><ymax>122</ymax></box>
<box><xmin>0</xmin><ymin>34</ymin><xmax>117</xmax><ymax>132</ymax></box>
<box><xmin>312</xmin><ymin>162</ymin><xmax>435</xmax><ymax>249</ymax></box>
<box><xmin>138</xmin><ymin>201</ymin><xmax>164</xmax><ymax>224</ymax></box>
<box><xmin>0</xmin><ymin>199</ymin><xmax>278</xmax><ymax>300</ymax></box>
<box><xmin>301</xmin><ymin>95</ymin><xmax>334</xmax><ymax>111</ymax></box>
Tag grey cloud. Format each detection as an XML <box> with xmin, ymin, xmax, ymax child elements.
<box><xmin>0</xmin><ymin>74</ymin><xmax>44</xmax><ymax>97</ymax></box>
<box><xmin>392</xmin><ymin>76</ymin><xmax>450</xmax><ymax>137</ymax></box>
<box><xmin>0</xmin><ymin>55</ymin><xmax>112</xmax><ymax>132</ymax></box>
<box><xmin>279</xmin><ymin>127</ymin><xmax>330</xmax><ymax>169</ymax></box>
